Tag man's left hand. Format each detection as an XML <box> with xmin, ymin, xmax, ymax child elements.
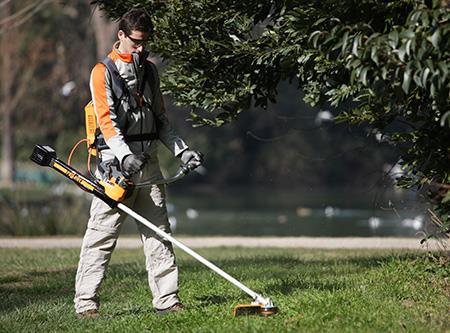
<box><xmin>180</xmin><ymin>150</ymin><xmax>203</xmax><ymax>169</ymax></box>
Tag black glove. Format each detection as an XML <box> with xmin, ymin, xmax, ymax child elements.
<box><xmin>180</xmin><ymin>150</ymin><xmax>203</xmax><ymax>169</ymax></box>
<box><xmin>122</xmin><ymin>153</ymin><xmax>148</xmax><ymax>176</ymax></box>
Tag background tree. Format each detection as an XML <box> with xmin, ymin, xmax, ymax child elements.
<box><xmin>0</xmin><ymin>1</ymin><xmax>118</xmax><ymax>173</ymax></box>
<box><xmin>91</xmin><ymin>5</ymin><xmax>117</xmax><ymax>58</ymax></box>
<box><xmin>0</xmin><ymin>0</ymin><xmax>50</xmax><ymax>186</ymax></box>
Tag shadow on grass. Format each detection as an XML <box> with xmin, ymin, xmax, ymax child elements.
<box><xmin>105</xmin><ymin>306</ymin><xmax>152</xmax><ymax>317</ymax></box>
<box><xmin>0</xmin><ymin>268</ymin><xmax>75</xmax><ymax>315</ymax></box>
<box><xmin>0</xmin><ymin>252</ymin><xmax>419</xmax><ymax>315</ymax></box>
<box><xmin>194</xmin><ymin>294</ymin><xmax>229</xmax><ymax>305</ymax></box>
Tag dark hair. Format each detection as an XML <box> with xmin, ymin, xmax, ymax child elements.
<box><xmin>119</xmin><ymin>8</ymin><xmax>153</xmax><ymax>35</ymax></box>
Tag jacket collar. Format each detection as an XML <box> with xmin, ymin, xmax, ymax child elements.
<box><xmin>110</xmin><ymin>42</ymin><xmax>150</xmax><ymax>67</ymax></box>
<box><xmin>111</xmin><ymin>41</ymin><xmax>133</xmax><ymax>63</ymax></box>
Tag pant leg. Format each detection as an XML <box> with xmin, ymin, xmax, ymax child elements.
<box><xmin>134</xmin><ymin>163</ymin><xmax>179</xmax><ymax>309</ymax></box>
<box><xmin>74</xmin><ymin>195</ymin><xmax>129</xmax><ymax>313</ymax></box>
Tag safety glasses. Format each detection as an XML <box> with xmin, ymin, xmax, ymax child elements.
<box><xmin>126</xmin><ymin>35</ymin><xmax>149</xmax><ymax>47</ymax></box>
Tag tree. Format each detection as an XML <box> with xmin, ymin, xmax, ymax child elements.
<box><xmin>1</xmin><ymin>1</ymin><xmax>114</xmax><ymax>168</ymax></box>
<box><xmin>0</xmin><ymin>2</ymin><xmax>15</xmax><ymax>187</ymax></box>
<box><xmin>0</xmin><ymin>0</ymin><xmax>50</xmax><ymax>186</ymax></box>
<box><xmin>91</xmin><ymin>5</ymin><xmax>117</xmax><ymax>59</ymax></box>
<box><xmin>309</xmin><ymin>0</ymin><xmax>450</xmax><ymax>228</ymax></box>
<box><xmin>94</xmin><ymin>0</ymin><xmax>449</xmax><ymax>229</ymax></box>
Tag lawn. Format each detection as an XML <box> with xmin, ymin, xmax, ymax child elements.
<box><xmin>0</xmin><ymin>247</ymin><xmax>448</xmax><ymax>332</ymax></box>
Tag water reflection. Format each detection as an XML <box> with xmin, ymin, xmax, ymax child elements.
<box><xmin>400</xmin><ymin>215</ymin><xmax>424</xmax><ymax>231</ymax></box>
<box><xmin>368</xmin><ymin>217</ymin><xmax>381</xmax><ymax>230</ymax></box>
<box><xmin>121</xmin><ymin>188</ymin><xmax>432</xmax><ymax>237</ymax></box>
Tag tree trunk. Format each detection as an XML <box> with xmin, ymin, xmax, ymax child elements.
<box><xmin>0</xmin><ymin>3</ymin><xmax>15</xmax><ymax>187</ymax></box>
<box><xmin>91</xmin><ymin>7</ymin><xmax>117</xmax><ymax>59</ymax></box>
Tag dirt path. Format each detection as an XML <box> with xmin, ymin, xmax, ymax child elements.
<box><xmin>0</xmin><ymin>236</ymin><xmax>446</xmax><ymax>250</ymax></box>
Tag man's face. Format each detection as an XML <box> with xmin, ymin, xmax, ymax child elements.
<box><xmin>118</xmin><ymin>29</ymin><xmax>150</xmax><ymax>54</ymax></box>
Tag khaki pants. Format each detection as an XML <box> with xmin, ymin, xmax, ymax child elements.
<box><xmin>74</xmin><ymin>160</ymin><xmax>179</xmax><ymax>313</ymax></box>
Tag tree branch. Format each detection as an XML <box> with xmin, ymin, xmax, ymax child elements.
<box><xmin>9</xmin><ymin>39</ymin><xmax>45</xmax><ymax>110</ymax></box>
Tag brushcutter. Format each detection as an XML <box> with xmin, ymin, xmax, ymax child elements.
<box><xmin>30</xmin><ymin>144</ymin><xmax>278</xmax><ymax>316</ymax></box>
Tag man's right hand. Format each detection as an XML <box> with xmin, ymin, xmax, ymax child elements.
<box><xmin>122</xmin><ymin>153</ymin><xmax>148</xmax><ymax>176</ymax></box>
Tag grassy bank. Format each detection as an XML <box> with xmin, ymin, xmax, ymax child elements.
<box><xmin>0</xmin><ymin>247</ymin><xmax>448</xmax><ymax>332</ymax></box>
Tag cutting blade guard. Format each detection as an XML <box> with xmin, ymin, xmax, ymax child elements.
<box><xmin>233</xmin><ymin>303</ymin><xmax>278</xmax><ymax>317</ymax></box>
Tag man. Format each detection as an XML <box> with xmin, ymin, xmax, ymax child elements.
<box><xmin>74</xmin><ymin>8</ymin><xmax>202</xmax><ymax>317</ymax></box>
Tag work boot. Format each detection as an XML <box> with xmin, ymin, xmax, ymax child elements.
<box><xmin>77</xmin><ymin>309</ymin><xmax>99</xmax><ymax>318</ymax></box>
<box><xmin>156</xmin><ymin>302</ymin><xmax>184</xmax><ymax>315</ymax></box>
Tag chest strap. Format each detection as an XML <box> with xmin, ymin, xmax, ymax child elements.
<box><xmin>124</xmin><ymin>133</ymin><xmax>158</xmax><ymax>143</ymax></box>
<box><xmin>94</xmin><ymin>131</ymin><xmax>158</xmax><ymax>152</ymax></box>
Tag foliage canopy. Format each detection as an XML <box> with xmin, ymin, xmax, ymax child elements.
<box><xmin>95</xmin><ymin>0</ymin><xmax>449</xmax><ymax>227</ymax></box>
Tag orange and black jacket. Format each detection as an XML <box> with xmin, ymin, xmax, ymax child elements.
<box><xmin>90</xmin><ymin>43</ymin><xmax>188</xmax><ymax>165</ymax></box>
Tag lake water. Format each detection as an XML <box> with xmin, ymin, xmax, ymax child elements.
<box><xmin>121</xmin><ymin>187</ymin><xmax>432</xmax><ymax>237</ymax></box>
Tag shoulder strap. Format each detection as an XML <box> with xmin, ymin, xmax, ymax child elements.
<box><xmin>100</xmin><ymin>57</ymin><xmax>128</xmax><ymax>100</ymax></box>
<box><xmin>143</xmin><ymin>61</ymin><xmax>163</xmax><ymax>132</ymax></box>
<box><xmin>143</xmin><ymin>61</ymin><xmax>159</xmax><ymax>102</ymax></box>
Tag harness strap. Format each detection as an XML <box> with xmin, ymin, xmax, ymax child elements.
<box><xmin>124</xmin><ymin>133</ymin><xmax>158</xmax><ymax>142</ymax></box>
<box><xmin>93</xmin><ymin>131</ymin><xmax>158</xmax><ymax>152</ymax></box>
<box><xmin>101</xmin><ymin>57</ymin><xmax>127</xmax><ymax>100</ymax></box>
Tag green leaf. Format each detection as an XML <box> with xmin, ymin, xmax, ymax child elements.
<box><xmin>440</xmin><ymin>111</ymin><xmax>450</xmax><ymax>127</ymax></box>
<box><xmin>350</xmin><ymin>68</ymin><xmax>357</xmax><ymax>84</ymax></box>
<box><xmin>341</xmin><ymin>31</ymin><xmax>350</xmax><ymax>53</ymax></box>
<box><xmin>422</xmin><ymin>68</ymin><xmax>431</xmax><ymax>88</ymax></box>
<box><xmin>352</xmin><ymin>35</ymin><xmax>361</xmax><ymax>56</ymax></box>
<box><xmin>309</xmin><ymin>31</ymin><xmax>322</xmax><ymax>48</ymax></box>
<box><xmin>347</xmin><ymin>58</ymin><xmax>361</xmax><ymax>69</ymax></box>
<box><xmin>381</xmin><ymin>67</ymin><xmax>388</xmax><ymax>80</ymax></box>
<box><xmin>405</xmin><ymin>39</ymin><xmax>412</xmax><ymax>57</ymax></box>
<box><xmin>442</xmin><ymin>190</ymin><xmax>450</xmax><ymax>204</ymax></box>
<box><xmin>401</xmin><ymin>29</ymin><xmax>415</xmax><ymax>39</ymax></box>
<box><xmin>428</xmin><ymin>29</ymin><xmax>441</xmax><ymax>48</ymax></box>
<box><xmin>409</xmin><ymin>10</ymin><xmax>422</xmax><ymax>24</ymax></box>
<box><xmin>420</xmin><ymin>11</ymin><xmax>430</xmax><ymax>27</ymax></box>
<box><xmin>437</xmin><ymin>62</ymin><xmax>448</xmax><ymax>79</ymax></box>
<box><xmin>413</xmin><ymin>69</ymin><xmax>423</xmax><ymax>87</ymax></box>
<box><xmin>370</xmin><ymin>46</ymin><xmax>379</xmax><ymax>65</ymax></box>
<box><xmin>313</xmin><ymin>17</ymin><xmax>327</xmax><ymax>27</ymax></box>
<box><xmin>360</xmin><ymin>67</ymin><xmax>369</xmax><ymax>86</ymax></box>
<box><xmin>402</xmin><ymin>67</ymin><xmax>412</xmax><ymax>93</ymax></box>
<box><xmin>388</xmin><ymin>30</ymin><xmax>399</xmax><ymax>49</ymax></box>
<box><xmin>297</xmin><ymin>53</ymin><xmax>312</xmax><ymax>64</ymax></box>
<box><xmin>398</xmin><ymin>43</ymin><xmax>406</xmax><ymax>62</ymax></box>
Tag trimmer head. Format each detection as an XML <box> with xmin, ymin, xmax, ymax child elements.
<box><xmin>233</xmin><ymin>302</ymin><xmax>278</xmax><ymax>317</ymax></box>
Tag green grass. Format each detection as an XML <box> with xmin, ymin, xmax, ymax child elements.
<box><xmin>0</xmin><ymin>247</ymin><xmax>448</xmax><ymax>332</ymax></box>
